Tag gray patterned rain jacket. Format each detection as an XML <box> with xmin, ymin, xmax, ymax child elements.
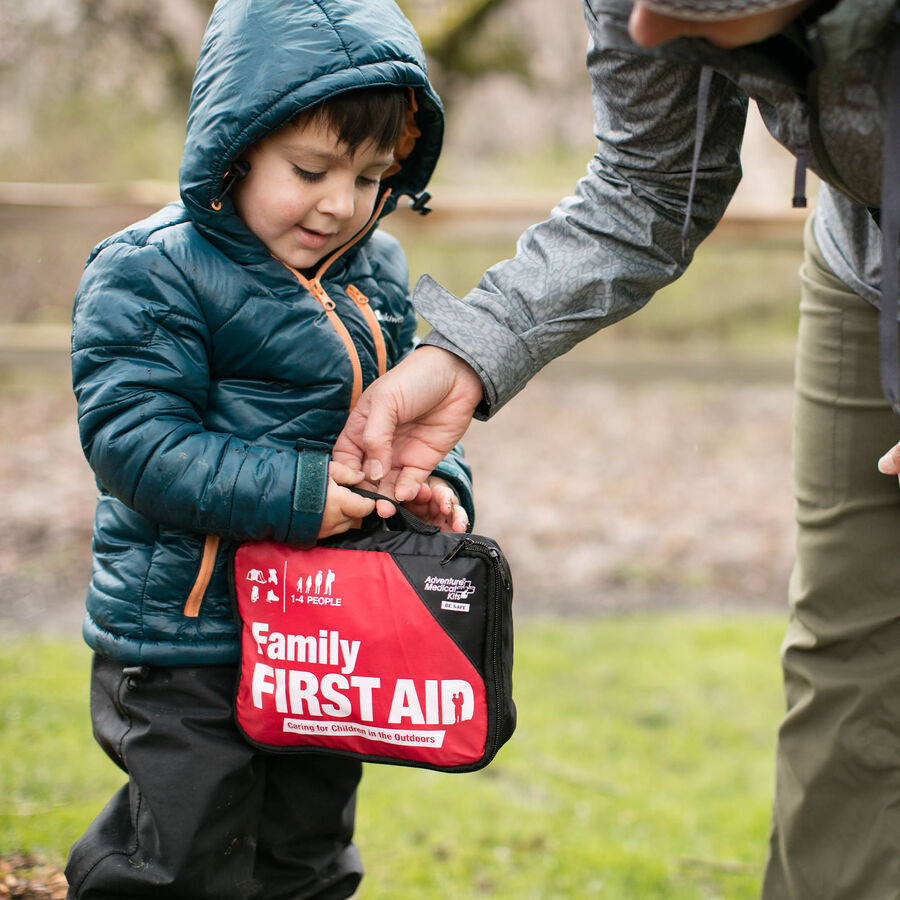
<box><xmin>415</xmin><ymin>0</ymin><xmax>897</xmax><ymax>415</ymax></box>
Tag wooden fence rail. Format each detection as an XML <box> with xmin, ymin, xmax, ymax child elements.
<box><xmin>0</xmin><ymin>180</ymin><xmax>809</xmax><ymax>233</ymax></box>
<box><xmin>0</xmin><ymin>181</ymin><xmax>808</xmax><ymax>366</ymax></box>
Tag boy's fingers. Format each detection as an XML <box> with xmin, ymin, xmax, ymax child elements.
<box><xmin>330</xmin><ymin>445</ymin><xmax>365</xmax><ymax>482</ymax></box>
<box><xmin>434</xmin><ymin>485</ymin><xmax>455</xmax><ymax>516</ymax></box>
<box><xmin>452</xmin><ymin>505</ymin><xmax>469</xmax><ymax>533</ymax></box>
<box><xmin>324</xmin><ymin>518</ymin><xmax>353</xmax><ymax>537</ymax></box>
<box><xmin>340</xmin><ymin>486</ymin><xmax>375</xmax><ymax>519</ymax></box>
<box><xmin>329</xmin><ymin>460</ymin><xmax>366</xmax><ymax>485</ymax></box>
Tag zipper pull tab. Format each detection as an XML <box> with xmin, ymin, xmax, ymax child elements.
<box><xmin>310</xmin><ymin>279</ymin><xmax>335</xmax><ymax>309</ymax></box>
<box><xmin>441</xmin><ymin>538</ymin><xmax>471</xmax><ymax>565</ymax></box>
<box><xmin>346</xmin><ymin>284</ymin><xmax>369</xmax><ymax>307</ymax></box>
<box><xmin>489</xmin><ymin>547</ymin><xmax>511</xmax><ymax>590</ymax></box>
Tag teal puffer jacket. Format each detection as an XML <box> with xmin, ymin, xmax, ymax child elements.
<box><xmin>71</xmin><ymin>0</ymin><xmax>473</xmax><ymax>666</ymax></box>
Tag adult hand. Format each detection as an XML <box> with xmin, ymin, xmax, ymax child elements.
<box><xmin>877</xmin><ymin>440</ymin><xmax>900</xmax><ymax>484</ymax></box>
<box><xmin>333</xmin><ymin>345</ymin><xmax>483</xmax><ymax>513</ymax></box>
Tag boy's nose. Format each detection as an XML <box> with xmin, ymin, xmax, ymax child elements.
<box><xmin>318</xmin><ymin>179</ymin><xmax>356</xmax><ymax>219</ymax></box>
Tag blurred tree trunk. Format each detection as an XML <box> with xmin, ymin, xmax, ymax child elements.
<box><xmin>0</xmin><ymin>0</ymin><xmax>528</xmax><ymax>180</ymax></box>
<box><xmin>76</xmin><ymin>0</ymin><xmax>520</xmax><ymax>103</ymax></box>
<box><xmin>79</xmin><ymin>0</ymin><xmax>214</xmax><ymax>98</ymax></box>
<box><xmin>399</xmin><ymin>0</ymin><xmax>519</xmax><ymax>77</ymax></box>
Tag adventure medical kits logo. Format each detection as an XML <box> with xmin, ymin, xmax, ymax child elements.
<box><xmin>423</xmin><ymin>574</ymin><xmax>476</xmax><ymax>612</ymax></box>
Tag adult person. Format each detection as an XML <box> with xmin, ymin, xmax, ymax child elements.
<box><xmin>334</xmin><ymin>0</ymin><xmax>900</xmax><ymax>897</ymax></box>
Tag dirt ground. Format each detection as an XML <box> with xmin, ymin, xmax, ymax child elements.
<box><xmin>0</xmin><ymin>341</ymin><xmax>797</xmax><ymax>637</ymax></box>
<box><xmin>0</xmin><ymin>855</ymin><xmax>67</xmax><ymax>899</ymax></box>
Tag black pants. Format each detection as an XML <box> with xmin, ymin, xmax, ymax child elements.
<box><xmin>65</xmin><ymin>656</ymin><xmax>363</xmax><ymax>900</ymax></box>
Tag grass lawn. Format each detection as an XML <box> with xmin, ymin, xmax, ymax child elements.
<box><xmin>0</xmin><ymin>614</ymin><xmax>785</xmax><ymax>899</ymax></box>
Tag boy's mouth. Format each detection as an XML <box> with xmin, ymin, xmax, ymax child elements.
<box><xmin>295</xmin><ymin>225</ymin><xmax>335</xmax><ymax>249</ymax></box>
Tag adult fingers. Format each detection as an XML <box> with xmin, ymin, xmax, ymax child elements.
<box><xmin>877</xmin><ymin>440</ymin><xmax>900</xmax><ymax>475</ymax></box>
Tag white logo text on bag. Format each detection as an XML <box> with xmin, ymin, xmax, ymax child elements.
<box><xmin>424</xmin><ymin>575</ymin><xmax>475</xmax><ymax>599</ymax></box>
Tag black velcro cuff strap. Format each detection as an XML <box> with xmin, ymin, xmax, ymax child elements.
<box><xmin>289</xmin><ymin>449</ymin><xmax>330</xmax><ymax>546</ymax></box>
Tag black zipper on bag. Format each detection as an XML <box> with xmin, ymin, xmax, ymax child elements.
<box><xmin>440</xmin><ymin>538</ymin><xmax>513</xmax><ymax>766</ymax></box>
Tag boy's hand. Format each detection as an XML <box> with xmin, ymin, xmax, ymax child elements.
<box><xmin>402</xmin><ymin>475</ymin><xmax>469</xmax><ymax>533</ymax></box>
<box><xmin>318</xmin><ymin>461</ymin><xmax>375</xmax><ymax>539</ymax></box>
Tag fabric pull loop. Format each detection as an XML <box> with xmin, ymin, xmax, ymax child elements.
<box><xmin>349</xmin><ymin>486</ymin><xmax>440</xmax><ymax>535</ymax></box>
<box><xmin>183</xmin><ymin>535</ymin><xmax>221</xmax><ymax>617</ymax></box>
<box><xmin>210</xmin><ymin>160</ymin><xmax>250</xmax><ymax>211</ymax></box>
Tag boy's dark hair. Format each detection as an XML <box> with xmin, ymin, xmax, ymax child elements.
<box><xmin>292</xmin><ymin>86</ymin><xmax>410</xmax><ymax>155</ymax></box>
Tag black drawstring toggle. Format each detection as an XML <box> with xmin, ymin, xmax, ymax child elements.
<box><xmin>409</xmin><ymin>191</ymin><xmax>432</xmax><ymax>215</ymax></box>
<box><xmin>210</xmin><ymin>159</ymin><xmax>250</xmax><ymax>211</ymax></box>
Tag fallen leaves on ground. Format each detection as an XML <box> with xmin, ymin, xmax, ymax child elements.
<box><xmin>0</xmin><ymin>856</ymin><xmax>67</xmax><ymax>900</ymax></box>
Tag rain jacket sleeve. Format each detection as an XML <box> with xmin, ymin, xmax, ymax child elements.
<box><xmin>72</xmin><ymin>240</ymin><xmax>327</xmax><ymax>547</ymax></box>
<box><xmin>415</xmin><ymin>6</ymin><xmax>748</xmax><ymax>417</ymax></box>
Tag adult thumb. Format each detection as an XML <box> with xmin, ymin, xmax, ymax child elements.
<box><xmin>877</xmin><ymin>441</ymin><xmax>900</xmax><ymax>474</ymax></box>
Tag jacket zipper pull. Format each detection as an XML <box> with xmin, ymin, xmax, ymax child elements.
<box><xmin>441</xmin><ymin>538</ymin><xmax>471</xmax><ymax>565</ymax></box>
<box><xmin>346</xmin><ymin>284</ymin><xmax>369</xmax><ymax>307</ymax></box>
<box><xmin>309</xmin><ymin>279</ymin><xmax>334</xmax><ymax>309</ymax></box>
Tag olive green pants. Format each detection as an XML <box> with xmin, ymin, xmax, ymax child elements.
<box><xmin>761</xmin><ymin>219</ymin><xmax>900</xmax><ymax>899</ymax></box>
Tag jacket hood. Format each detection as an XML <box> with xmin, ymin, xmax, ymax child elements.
<box><xmin>179</xmin><ymin>0</ymin><xmax>443</xmax><ymax>250</ymax></box>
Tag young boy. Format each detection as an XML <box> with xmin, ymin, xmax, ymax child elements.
<box><xmin>64</xmin><ymin>1</ymin><xmax>473</xmax><ymax>898</ymax></box>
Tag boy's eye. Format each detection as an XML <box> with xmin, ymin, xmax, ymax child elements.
<box><xmin>293</xmin><ymin>166</ymin><xmax>324</xmax><ymax>182</ymax></box>
<box><xmin>357</xmin><ymin>175</ymin><xmax>380</xmax><ymax>188</ymax></box>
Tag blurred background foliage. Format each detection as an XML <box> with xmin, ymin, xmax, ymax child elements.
<box><xmin>0</xmin><ymin>0</ymin><xmax>805</xmax><ymax>346</ymax></box>
<box><xmin>0</xmin><ymin>0</ymin><xmax>605</xmax><ymax>336</ymax></box>
<box><xmin>0</xmin><ymin>0</ymin><xmax>593</xmax><ymax>187</ymax></box>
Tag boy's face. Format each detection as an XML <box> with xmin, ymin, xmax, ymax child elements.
<box><xmin>232</xmin><ymin>118</ymin><xmax>396</xmax><ymax>271</ymax></box>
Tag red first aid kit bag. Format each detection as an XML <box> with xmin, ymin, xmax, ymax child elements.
<box><xmin>230</xmin><ymin>493</ymin><xmax>515</xmax><ymax>772</ymax></box>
